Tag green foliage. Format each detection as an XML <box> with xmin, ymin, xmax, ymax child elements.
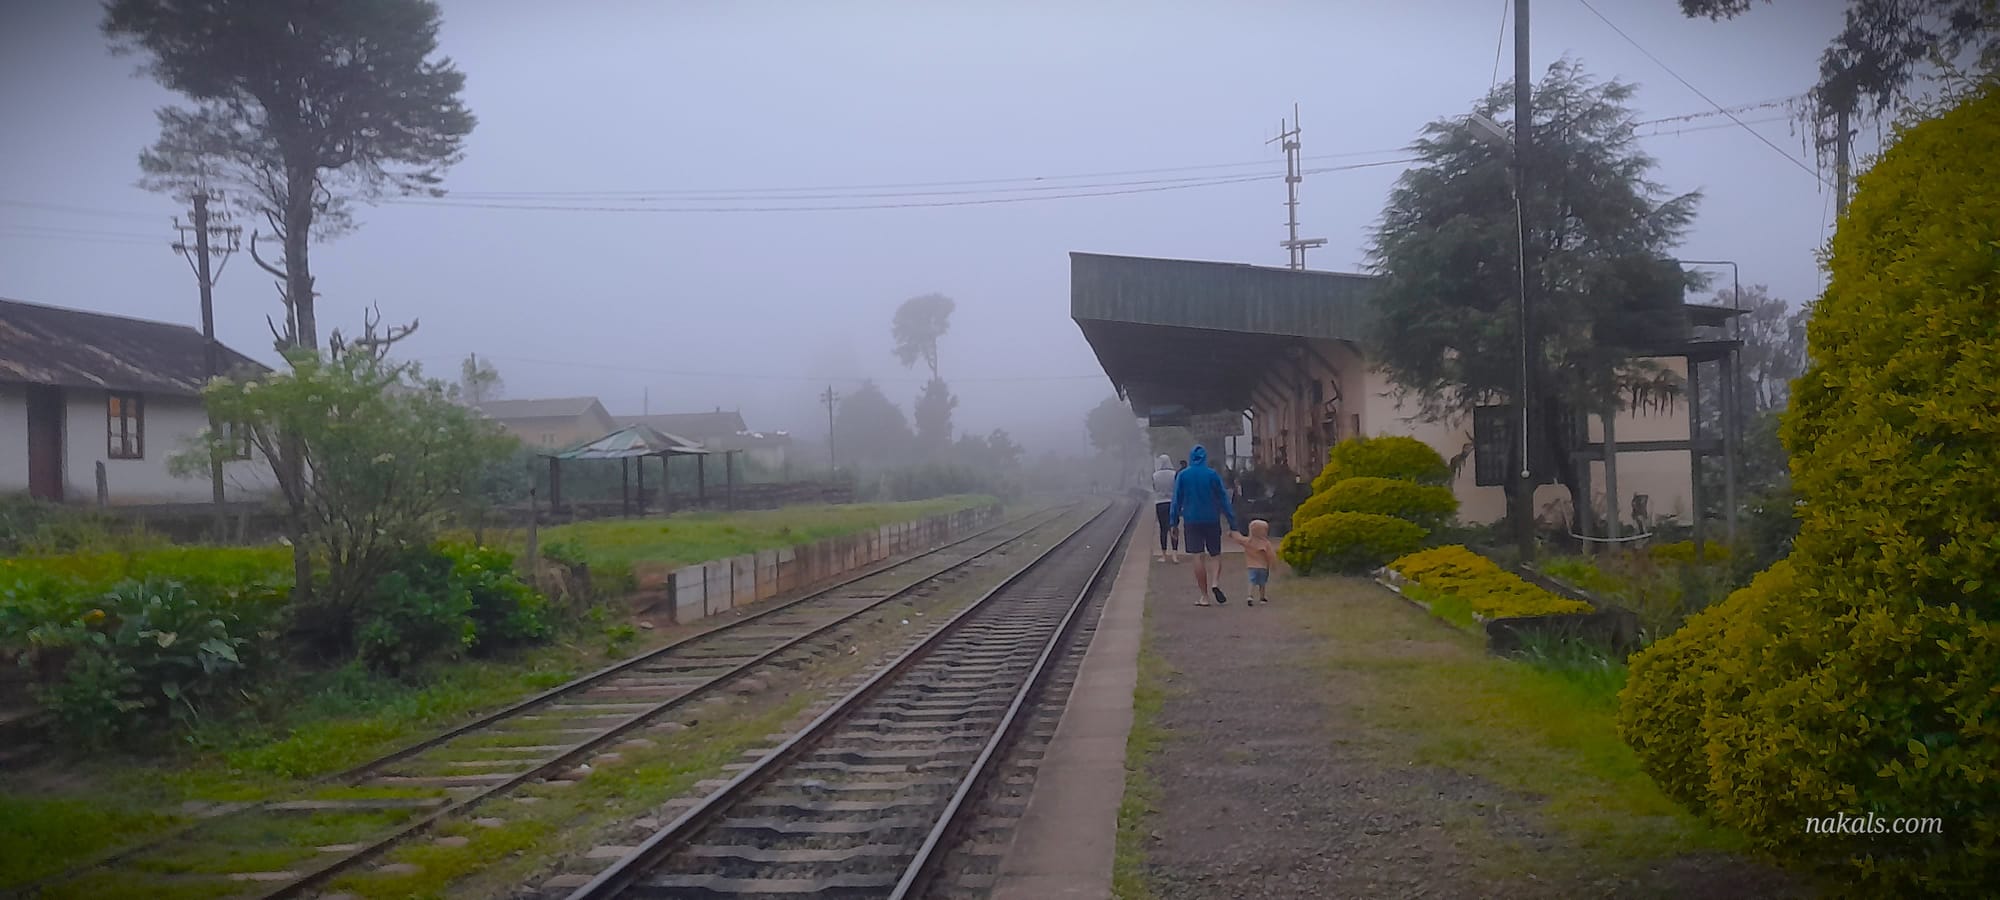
<box><xmin>193</xmin><ymin>350</ymin><xmax>519</xmax><ymax>643</ymax></box>
<box><xmin>1619</xmin><ymin>88</ymin><xmax>2000</xmax><ymax>893</ymax></box>
<box><xmin>1309</xmin><ymin>435</ymin><xmax>1451</xmax><ymax>494</ymax></box>
<box><xmin>832</xmin><ymin>380</ymin><xmax>917</xmax><ymax>468</ymax></box>
<box><xmin>891</xmin><ymin>292</ymin><xmax>954</xmax><ymax>378</ymax></box>
<box><xmin>356</xmin><ymin>544</ymin><xmax>550</xmax><ymax>673</ymax></box>
<box><xmin>1366</xmin><ymin>60</ymin><xmax>1699</xmax><ymax>449</ymax></box>
<box><xmin>860</xmin><ymin>463</ymin><xmax>1013</xmax><ymax>502</ymax></box>
<box><xmin>1296</xmin><ymin>475</ymin><xmax>1458</xmax><ymax>530</ymax></box>
<box><xmin>1391</xmin><ymin>545</ymin><xmax>1593</xmax><ymax>619</ymax></box>
<box><xmin>10</xmin><ymin>578</ymin><xmax>284</xmax><ymax>747</ymax></box>
<box><xmin>1278</xmin><ymin>512</ymin><xmax>1426</xmax><ymax>575</ymax></box>
<box><xmin>0</xmin><ymin>495</ymin><xmax>137</xmax><ymax>556</ymax></box>
<box><xmin>1647</xmin><ymin>541</ymin><xmax>1731</xmax><ymax>565</ymax></box>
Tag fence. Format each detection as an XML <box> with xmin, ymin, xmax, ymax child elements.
<box><xmin>654</xmin><ymin>503</ymin><xmax>1002</xmax><ymax>625</ymax></box>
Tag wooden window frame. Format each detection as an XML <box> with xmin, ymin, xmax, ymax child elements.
<box><xmin>107</xmin><ymin>391</ymin><xmax>145</xmax><ymax>460</ymax></box>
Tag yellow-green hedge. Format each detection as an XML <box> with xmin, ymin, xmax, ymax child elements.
<box><xmin>1293</xmin><ymin>475</ymin><xmax>1459</xmax><ymax>531</ymax></box>
<box><xmin>1279</xmin><ymin>512</ymin><xmax>1425</xmax><ymax>575</ymax></box>
<box><xmin>1389</xmin><ymin>545</ymin><xmax>1592</xmax><ymax>619</ymax></box>
<box><xmin>1647</xmin><ymin>540</ymin><xmax>1731</xmax><ymax>565</ymax></box>
<box><xmin>1618</xmin><ymin>87</ymin><xmax>2000</xmax><ymax>893</ymax></box>
<box><xmin>1309</xmin><ymin>434</ymin><xmax>1451</xmax><ymax>494</ymax></box>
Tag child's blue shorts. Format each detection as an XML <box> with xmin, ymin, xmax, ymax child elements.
<box><xmin>1248</xmin><ymin>567</ymin><xmax>1270</xmax><ymax>586</ymax></box>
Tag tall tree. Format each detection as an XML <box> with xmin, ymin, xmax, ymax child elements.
<box><xmin>831</xmin><ymin>381</ymin><xmax>915</xmax><ymax>469</ymax></box>
<box><xmin>1679</xmin><ymin>1</ymin><xmax>1997</xmax><ymax>122</ymax></box>
<box><xmin>1369</xmin><ymin>60</ymin><xmax>1701</xmax><ymax>539</ymax></box>
<box><xmin>912</xmin><ymin>376</ymin><xmax>957</xmax><ymax>460</ymax></box>
<box><xmin>1085</xmin><ymin>396</ymin><xmax>1147</xmax><ymax>488</ymax></box>
<box><xmin>891</xmin><ymin>293</ymin><xmax>955</xmax><ymax>379</ymax></box>
<box><xmin>459</xmin><ymin>352</ymin><xmax>504</xmax><ymax>405</ymax></box>
<box><xmin>105</xmin><ymin>0</ymin><xmax>476</xmax><ymax>350</ymax></box>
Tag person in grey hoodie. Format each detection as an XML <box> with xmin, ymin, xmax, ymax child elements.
<box><xmin>1150</xmin><ymin>455</ymin><xmax>1179</xmax><ymax>563</ymax></box>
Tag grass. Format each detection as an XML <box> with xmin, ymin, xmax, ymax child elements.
<box><xmin>508</xmin><ymin>495</ymin><xmax>997</xmax><ymax>573</ymax></box>
<box><xmin>1294</xmin><ymin>574</ymin><xmax>1747</xmax><ymax>871</ymax></box>
<box><xmin>1113</xmin><ymin>603</ymin><xmax>1168</xmax><ymax>900</ymax></box>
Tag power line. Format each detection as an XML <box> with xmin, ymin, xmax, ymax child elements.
<box><xmin>1490</xmin><ymin>0</ymin><xmax>1512</xmax><ymax>90</ymax></box>
<box><xmin>1634</xmin><ymin>114</ymin><xmax>1791</xmax><ymax>139</ymax></box>
<box><xmin>389</xmin><ymin>160</ymin><xmax>1417</xmax><ymax>214</ymax></box>
<box><xmin>1572</xmin><ymin>0</ymin><xmax>1827</xmax><ymax>185</ymax></box>
<box><xmin>0</xmin><ymin>199</ymin><xmax>163</xmax><ymax>221</ymax></box>
<box><xmin>422</xmin><ymin>353</ymin><xmax>1110</xmax><ymax>385</ymax></box>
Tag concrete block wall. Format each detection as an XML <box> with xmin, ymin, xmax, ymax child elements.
<box><xmin>664</xmin><ymin>504</ymin><xmax>1001</xmax><ymax>625</ymax></box>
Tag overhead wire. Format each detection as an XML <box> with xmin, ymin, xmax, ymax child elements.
<box><xmin>420</xmin><ymin>353</ymin><xmax>1109</xmax><ymax>384</ymax></box>
<box><xmin>1572</xmin><ymin>0</ymin><xmax>1828</xmax><ymax>185</ymax></box>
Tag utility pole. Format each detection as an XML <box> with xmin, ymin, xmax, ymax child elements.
<box><xmin>820</xmin><ymin>385</ymin><xmax>839</xmax><ymax>470</ymax></box>
<box><xmin>1832</xmin><ymin>105</ymin><xmax>1853</xmax><ymax>219</ymax></box>
<box><xmin>173</xmin><ymin>190</ymin><xmax>241</xmax><ymax>513</ymax></box>
<box><xmin>1511</xmin><ymin>0</ymin><xmax>1537</xmax><ymax>562</ymax></box>
<box><xmin>1269</xmin><ymin>104</ymin><xmax>1327</xmax><ymax>270</ymax></box>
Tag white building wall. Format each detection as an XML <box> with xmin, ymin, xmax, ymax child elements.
<box><xmin>0</xmin><ymin>383</ymin><xmax>28</xmax><ymax>491</ymax></box>
<box><xmin>1357</xmin><ymin>358</ymin><xmax>1695</xmax><ymax>527</ymax></box>
<box><xmin>54</xmin><ymin>388</ymin><xmax>272</xmax><ymax>505</ymax></box>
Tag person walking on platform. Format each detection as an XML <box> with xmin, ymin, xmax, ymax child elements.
<box><xmin>1169</xmin><ymin>445</ymin><xmax>1239</xmax><ymax>606</ymax></box>
<box><xmin>1151</xmin><ymin>455</ymin><xmax>1179</xmax><ymax>563</ymax></box>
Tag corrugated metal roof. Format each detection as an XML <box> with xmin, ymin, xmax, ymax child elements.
<box><xmin>476</xmin><ymin>396</ymin><xmax>609</xmax><ymax>420</ymax></box>
<box><xmin>1069</xmin><ymin>252</ymin><xmax>1377</xmax><ymax>340</ymax></box>
<box><xmin>0</xmin><ymin>297</ymin><xmax>268</xmax><ymax>397</ymax></box>
<box><xmin>544</xmin><ymin>424</ymin><xmax>709</xmax><ymax>460</ymax></box>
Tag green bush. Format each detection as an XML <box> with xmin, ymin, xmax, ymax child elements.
<box><xmin>441</xmin><ymin>543</ymin><xmax>552</xmax><ymax>651</ymax></box>
<box><xmin>1618</xmin><ymin>87</ymin><xmax>2000</xmax><ymax>893</ymax></box>
<box><xmin>1278</xmin><ymin>512</ymin><xmax>1425</xmax><ymax>575</ymax></box>
<box><xmin>1390</xmin><ymin>545</ymin><xmax>1591</xmax><ymax>619</ymax></box>
<box><xmin>1309</xmin><ymin>434</ymin><xmax>1451</xmax><ymax>493</ymax></box>
<box><xmin>9</xmin><ymin>578</ymin><xmax>284</xmax><ymax>747</ymax></box>
<box><xmin>1295</xmin><ymin>475</ymin><xmax>1458</xmax><ymax>530</ymax></box>
<box><xmin>1647</xmin><ymin>540</ymin><xmax>1731</xmax><ymax>565</ymax></box>
<box><xmin>355</xmin><ymin>543</ymin><xmax>552</xmax><ymax>674</ymax></box>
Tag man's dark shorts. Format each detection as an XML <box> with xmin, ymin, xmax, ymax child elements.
<box><xmin>1183</xmin><ymin>520</ymin><xmax>1223</xmax><ymax>556</ymax></box>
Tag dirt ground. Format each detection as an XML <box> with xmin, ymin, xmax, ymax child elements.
<box><xmin>1134</xmin><ymin>553</ymin><xmax>1807</xmax><ymax>899</ymax></box>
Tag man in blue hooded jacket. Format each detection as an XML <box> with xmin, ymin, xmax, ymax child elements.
<box><xmin>1169</xmin><ymin>444</ymin><xmax>1239</xmax><ymax>606</ymax></box>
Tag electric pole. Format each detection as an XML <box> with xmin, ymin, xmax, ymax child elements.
<box><xmin>1269</xmin><ymin>104</ymin><xmax>1327</xmax><ymax>270</ymax></box>
<box><xmin>1511</xmin><ymin>0</ymin><xmax>1537</xmax><ymax>562</ymax></box>
<box><xmin>820</xmin><ymin>385</ymin><xmax>839</xmax><ymax>470</ymax></box>
<box><xmin>173</xmin><ymin>190</ymin><xmax>241</xmax><ymax>512</ymax></box>
<box><xmin>1832</xmin><ymin>105</ymin><xmax>1853</xmax><ymax>219</ymax></box>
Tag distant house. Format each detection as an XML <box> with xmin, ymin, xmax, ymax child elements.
<box><xmin>618</xmin><ymin>408</ymin><xmax>792</xmax><ymax>473</ymax></box>
<box><xmin>476</xmin><ymin>397</ymin><xmax>617</xmax><ymax>450</ymax></box>
<box><xmin>0</xmin><ymin>297</ymin><xmax>271</xmax><ymax>504</ymax></box>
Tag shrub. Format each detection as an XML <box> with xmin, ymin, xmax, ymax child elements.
<box><xmin>1295</xmin><ymin>476</ymin><xmax>1458</xmax><ymax>530</ymax></box>
<box><xmin>1309</xmin><ymin>435</ymin><xmax>1451</xmax><ymax>493</ymax></box>
<box><xmin>1616</xmin><ymin>560</ymin><xmax>1796</xmax><ymax>813</ymax></box>
<box><xmin>1389</xmin><ymin>545</ymin><xmax>1592</xmax><ymax>619</ymax></box>
<box><xmin>10</xmin><ymin>578</ymin><xmax>284</xmax><ymax>747</ymax></box>
<box><xmin>1279</xmin><ymin>512</ymin><xmax>1425</xmax><ymax>575</ymax></box>
<box><xmin>1617</xmin><ymin>87</ymin><xmax>2000</xmax><ymax>893</ymax></box>
<box><xmin>355</xmin><ymin>549</ymin><xmax>474</xmax><ymax>674</ymax></box>
<box><xmin>440</xmin><ymin>543</ymin><xmax>552</xmax><ymax>651</ymax></box>
<box><xmin>1647</xmin><ymin>540</ymin><xmax>1731</xmax><ymax>565</ymax></box>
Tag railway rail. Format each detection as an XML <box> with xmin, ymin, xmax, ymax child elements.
<box><xmin>565</xmin><ymin>499</ymin><xmax>1136</xmax><ymax>900</ymax></box>
<box><xmin>30</xmin><ymin>502</ymin><xmax>1082</xmax><ymax>900</ymax></box>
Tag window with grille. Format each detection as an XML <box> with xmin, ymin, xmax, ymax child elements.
<box><xmin>107</xmin><ymin>392</ymin><xmax>145</xmax><ymax>459</ymax></box>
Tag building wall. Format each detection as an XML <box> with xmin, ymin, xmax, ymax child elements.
<box><xmin>492</xmin><ymin>415</ymin><xmax>608</xmax><ymax>450</ymax></box>
<box><xmin>1350</xmin><ymin>357</ymin><xmax>1695</xmax><ymax>528</ymax></box>
<box><xmin>0</xmin><ymin>383</ymin><xmax>29</xmax><ymax>490</ymax></box>
<box><xmin>65</xmin><ymin>388</ymin><xmax>274</xmax><ymax>504</ymax></box>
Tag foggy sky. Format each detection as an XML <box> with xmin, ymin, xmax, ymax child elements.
<box><xmin>0</xmin><ymin>0</ymin><xmax>1849</xmax><ymax>455</ymax></box>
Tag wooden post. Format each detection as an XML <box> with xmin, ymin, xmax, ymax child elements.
<box><xmin>697</xmin><ymin>454</ymin><xmax>708</xmax><ymax>508</ymax></box>
<box><xmin>548</xmin><ymin>457</ymin><xmax>563</xmax><ymax>509</ymax></box>
<box><xmin>526</xmin><ymin>486</ymin><xmax>541</xmax><ymax>585</ymax></box>
<box><xmin>621</xmin><ymin>458</ymin><xmax>631</xmax><ymax>518</ymax></box>
<box><xmin>1689</xmin><ymin>358</ymin><xmax>1707</xmax><ymax>562</ymax></box>
<box><xmin>1602</xmin><ymin>402</ymin><xmax>1621</xmax><ymax>546</ymax></box>
<box><xmin>726</xmin><ymin>451</ymin><xmax>737</xmax><ymax>511</ymax></box>
<box><xmin>94</xmin><ymin>461</ymin><xmax>108</xmax><ymax>508</ymax></box>
<box><xmin>636</xmin><ymin>454</ymin><xmax>647</xmax><ymax>515</ymax></box>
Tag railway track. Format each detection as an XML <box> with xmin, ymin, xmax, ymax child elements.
<box><xmin>565</xmin><ymin>499</ymin><xmax>1136</xmax><ymax>900</ymax></box>
<box><xmin>30</xmin><ymin>503</ymin><xmax>1081</xmax><ymax>900</ymax></box>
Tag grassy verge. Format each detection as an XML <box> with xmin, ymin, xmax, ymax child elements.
<box><xmin>500</xmin><ymin>495</ymin><xmax>997</xmax><ymax>573</ymax></box>
<box><xmin>1295</xmin><ymin>575</ymin><xmax>1745</xmax><ymax>871</ymax></box>
<box><xmin>1113</xmin><ymin>605</ymin><xmax>1168</xmax><ymax>900</ymax></box>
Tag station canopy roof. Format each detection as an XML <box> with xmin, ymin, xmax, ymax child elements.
<box><xmin>543</xmin><ymin>424</ymin><xmax>709</xmax><ymax>460</ymax></box>
<box><xmin>1070</xmin><ymin>252</ymin><xmax>1377</xmax><ymax>420</ymax></box>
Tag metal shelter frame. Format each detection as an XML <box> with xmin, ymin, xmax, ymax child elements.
<box><xmin>541</xmin><ymin>424</ymin><xmax>740</xmax><ymax>517</ymax></box>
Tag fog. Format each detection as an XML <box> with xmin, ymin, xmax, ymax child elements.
<box><xmin>0</xmin><ymin>0</ymin><xmax>1849</xmax><ymax>455</ymax></box>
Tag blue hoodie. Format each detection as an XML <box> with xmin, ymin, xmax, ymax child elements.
<box><xmin>1169</xmin><ymin>445</ymin><xmax>1237</xmax><ymax>531</ymax></box>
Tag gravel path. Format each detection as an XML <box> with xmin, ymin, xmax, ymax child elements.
<box><xmin>1136</xmin><ymin>555</ymin><xmax>1806</xmax><ymax>899</ymax></box>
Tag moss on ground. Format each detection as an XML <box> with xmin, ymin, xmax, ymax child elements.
<box><xmin>1113</xmin><ymin>601</ymin><xmax>1168</xmax><ymax>900</ymax></box>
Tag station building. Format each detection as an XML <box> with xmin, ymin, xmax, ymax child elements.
<box><xmin>1070</xmin><ymin>252</ymin><xmax>1744</xmax><ymax>539</ymax></box>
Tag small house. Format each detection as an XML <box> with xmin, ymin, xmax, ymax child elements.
<box><xmin>476</xmin><ymin>396</ymin><xmax>618</xmax><ymax>450</ymax></box>
<box><xmin>0</xmin><ymin>297</ymin><xmax>271</xmax><ymax>504</ymax></box>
